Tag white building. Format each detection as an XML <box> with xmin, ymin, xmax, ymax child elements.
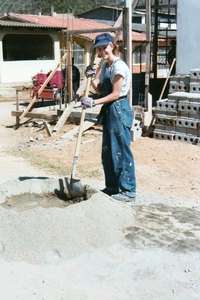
<box><xmin>0</xmin><ymin>20</ymin><xmax>62</xmax><ymax>87</ymax></box>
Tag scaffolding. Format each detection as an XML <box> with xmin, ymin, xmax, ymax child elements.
<box><xmin>152</xmin><ymin>0</ymin><xmax>177</xmax><ymax>78</ymax></box>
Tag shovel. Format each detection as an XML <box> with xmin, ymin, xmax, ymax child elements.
<box><xmin>67</xmin><ymin>71</ymin><xmax>93</xmax><ymax>199</ymax></box>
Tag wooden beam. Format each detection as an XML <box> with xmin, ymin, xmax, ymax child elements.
<box><xmin>123</xmin><ymin>0</ymin><xmax>133</xmax><ymax>106</ymax></box>
<box><xmin>12</xmin><ymin>111</ymin><xmax>58</xmax><ymax>121</ymax></box>
<box><xmin>159</xmin><ymin>58</ymin><xmax>176</xmax><ymax>100</ymax></box>
<box><xmin>52</xmin><ymin>102</ymin><xmax>75</xmax><ymax>134</ymax></box>
<box><xmin>62</xmin><ymin>27</ymin><xmax>122</xmax><ymax>35</ymax></box>
<box><xmin>43</xmin><ymin>121</ymin><xmax>52</xmax><ymax>136</ymax></box>
<box><xmin>145</xmin><ymin>0</ymin><xmax>152</xmax><ymax>111</ymax></box>
<box><xmin>66</xmin><ymin>35</ymin><xmax>73</xmax><ymax>102</ymax></box>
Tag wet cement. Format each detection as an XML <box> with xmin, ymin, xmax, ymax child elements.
<box><xmin>1</xmin><ymin>188</ymin><xmax>95</xmax><ymax>212</ymax></box>
<box><xmin>2</xmin><ymin>193</ymin><xmax>71</xmax><ymax>211</ymax></box>
<box><xmin>124</xmin><ymin>203</ymin><xmax>200</xmax><ymax>252</ymax></box>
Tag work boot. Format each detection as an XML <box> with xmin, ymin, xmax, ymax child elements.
<box><xmin>111</xmin><ymin>192</ymin><xmax>136</xmax><ymax>203</ymax></box>
<box><xmin>101</xmin><ymin>187</ymin><xmax>118</xmax><ymax>196</ymax></box>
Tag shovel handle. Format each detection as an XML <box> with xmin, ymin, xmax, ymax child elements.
<box><xmin>70</xmin><ymin>76</ymin><xmax>92</xmax><ymax>179</ymax></box>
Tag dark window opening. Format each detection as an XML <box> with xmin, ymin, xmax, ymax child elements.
<box><xmin>3</xmin><ymin>34</ymin><xmax>54</xmax><ymax>61</ymax></box>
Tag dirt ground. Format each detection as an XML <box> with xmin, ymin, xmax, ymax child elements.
<box><xmin>2</xmin><ymin>101</ymin><xmax>200</xmax><ymax>203</ymax></box>
<box><xmin>0</xmin><ymin>101</ymin><xmax>200</xmax><ymax>300</ymax></box>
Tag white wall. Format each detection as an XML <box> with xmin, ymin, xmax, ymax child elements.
<box><xmin>0</xmin><ymin>31</ymin><xmax>60</xmax><ymax>85</ymax></box>
<box><xmin>177</xmin><ymin>0</ymin><xmax>200</xmax><ymax>74</ymax></box>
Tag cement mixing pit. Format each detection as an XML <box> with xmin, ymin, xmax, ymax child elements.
<box><xmin>0</xmin><ymin>177</ymin><xmax>108</xmax><ymax>265</ymax></box>
<box><xmin>0</xmin><ymin>176</ymin><xmax>96</xmax><ymax>211</ymax></box>
<box><xmin>0</xmin><ymin>176</ymin><xmax>96</xmax><ymax>205</ymax></box>
<box><xmin>1</xmin><ymin>190</ymin><xmax>94</xmax><ymax>212</ymax></box>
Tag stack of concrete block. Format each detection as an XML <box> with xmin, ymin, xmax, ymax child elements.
<box><xmin>190</xmin><ymin>69</ymin><xmax>200</xmax><ymax>93</ymax></box>
<box><xmin>169</xmin><ymin>75</ymin><xmax>190</xmax><ymax>94</ymax></box>
<box><xmin>153</xmin><ymin>71</ymin><xmax>200</xmax><ymax>145</ymax></box>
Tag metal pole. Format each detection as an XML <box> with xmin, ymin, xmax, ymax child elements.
<box><xmin>145</xmin><ymin>0</ymin><xmax>152</xmax><ymax>110</ymax></box>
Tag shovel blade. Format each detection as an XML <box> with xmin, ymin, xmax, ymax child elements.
<box><xmin>65</xmin><ymin>177</ymin><xmax>87</xmax><ymax>199</ymax></box>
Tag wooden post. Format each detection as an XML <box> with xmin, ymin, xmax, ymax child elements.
<box><xmin>123</xmin><ymin>0</ymin><xmax>133</xmax><ymax>106</ymax></box>
<box><xmin>145</xmin><ymin>0</ymin><xmax>152</xmax><ymax>111</ymax></box>
<box><xmin>152</xmin><ymin>0</ymin><xmax>159</xmax><ymax>79</ymax></box>
<box><xmin>122</xmin><ymin>1</ymin><xmax>140</xmax><ymax>106</ymax></box>
<box><xmin>66</xmin><ymin>35</ymin><xmax>73</xmax><ymax>103</ymax></box>
<box><xmin>15</xmin><ymin>89</ymin><xmax>20</xmax><ymax>129</ymax></box>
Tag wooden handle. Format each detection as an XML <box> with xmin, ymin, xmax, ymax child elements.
<box><xmin>159</xmin><ymin>58</ymin><xmax>176</xmax><ymax>100</ymax></box>
<box><xmin>70</xmin><ymin>76</ymin><xmax>92</xmax><ymax>179</ymax></box>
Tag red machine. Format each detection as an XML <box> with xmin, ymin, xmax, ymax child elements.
<box><xmin>32</xmin><ymin>70</ymin><xmax>64</xmax><ymax>101</ymax></box>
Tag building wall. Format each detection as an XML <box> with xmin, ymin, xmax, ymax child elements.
<box><xmin>0</xmin><ymin>29</ymin><xmax>60</xmax><ymax>85</ymax></box>
<box><xmin>177</xmin><ymin>0</ymin><xmax>200</xmax><ymax>74</ymax></box>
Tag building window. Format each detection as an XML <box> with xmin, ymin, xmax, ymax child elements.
<box><xmin>3</xmin><ymin>34</ymin><xmax>54</xmax><ymax>61</ymax></box>
<box><xmin>132</xmin><ymin>16</ymin><xmax>142</xmax><ymax>24</ymax></box>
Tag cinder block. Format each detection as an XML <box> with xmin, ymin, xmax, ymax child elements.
<box><xmin>169</xmin><ymin>75</ymin><xmax>190</xmax><ymax>93</ymax></box>
<box><xmin>169</xmin><ymin>80</ymin><xmax>180</xmax><ymax>93</ymax></box>
<box><xmin>179</xmin><ymin>80</ymin><xmax>190</xmax><ymax>92</ymax></box>
<box><xmin>157</xmin><ymin>99</ymin><xmax>177</xmax><ymax>112</ymax></box>
<box><xmin>153</xmin><ymin>129</ymin><xmax>175</xmax><ymax>141</ymax></box>
<box><xmin>190</xmin><ymin>69</ymin><xmax>200</xmax><ymax>80</ymax></box>
<box><xmin>176</xmin><ymin>117</ymin><xmax>200</xmax><ymax>129</ymax></box>
<box><xmin>168</xmin><ymin>92</ymin><xmax>188</xmax><ymax>102</ymax></box>
<box><xmin>190</xmin><ymin>81</ymin><xmax>200</xmax><ymax>93</ymax></box>
<box><xmin>174</xmin><ymin>132</ymin><xmax>200</xmax><ymax>145</ymax></box>
<box><xmin>177</xmin><ymin>101</ymin><xmax>200</xmax><ymax>115</ymax></box>
<box><xmin>175</xmin><ymin>127</ymin><xmax>199</xmax><ymax>136</ymax></box>
<box><xmin>132</xmin><ymin>119</ymin><xmax>142</xmax><ymax>141</ymax></box>
<box><xmin>186</xmin><ymin>92</ymin><xmax>200</xmax><ymax>102</ymax></box>
<box><xmin>155</xmin><ymin>114</ymin><xmax>176</xmax><ymax>132</ymax></box>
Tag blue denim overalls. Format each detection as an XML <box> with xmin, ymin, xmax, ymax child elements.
<box><xmin>98</xmin><ymin>62</ymin><xmax>136</xmax><ymax>197</ymax></box>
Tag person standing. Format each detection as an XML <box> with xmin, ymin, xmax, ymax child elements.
<box><xmin>167</xmin><ymin>40</ymin><xmax>176</xmax><ymax>75</ymax></box>
<box><xmin>81</xmin><ymin>33</ymin><xmax>136</xmax><ymax>202</ymax></box>
<box><xmin>72</xmin><ymin>57</ymin><xmax>80</xmax><ymax>94</ymax></box>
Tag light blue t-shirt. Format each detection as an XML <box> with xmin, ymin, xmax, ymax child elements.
<box><xmin>100</xmin><ymin>59</ymin><xmax>131</xmax><ymax>97</ymax></box>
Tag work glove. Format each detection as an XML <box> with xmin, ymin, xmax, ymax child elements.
<box><xmin>85</xmin><ymin>65</ymin><xmax>96</xmax><ymax>78</ymax></box>
<box><xmin>80</xmin><ymin>96</ymin><xmax>96</xmax><ymax>109</ymax></box>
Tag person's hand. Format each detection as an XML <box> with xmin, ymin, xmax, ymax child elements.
<box><xmin>80</xmin><ymin>96</ymin><xmax>96</xmax><ymax>108</ymax></box>
<box><xmin>85</xmin><ymin>65</ymin><xmax>96</xmax><ymax>78</ymax></box>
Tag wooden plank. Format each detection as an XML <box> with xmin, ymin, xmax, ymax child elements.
<box><xmin>62</xmin><ymin>27</ymin><xmax>122</xmax><ymax>35</ymax></box>
<box><xmin>43</xmin><ymin>121</ymin><xmax>52</xmax><ymax>136</ymax></box>
<box><xmin>159</xmin><ymin>58</ymin><xmax>176</xmax><ymax>100</ymax></box>
<box><xmin>66</xmin><ymin>36</ymin><xmax>73</xmax><ymax>102</ymax></box>
<box><xmin>19</xmin><ymin>95</ymin><xmax>37</xmax><ymax>120</ymax></box>
<box><xmin>12</xmin><ymin>111</ymin><xmax>57</xmax><ymax>121</ymax></box>
<box><xmin>52</xmin><ymin>101</ymin><xmax>75</xmax><ymax>134</ymax></box>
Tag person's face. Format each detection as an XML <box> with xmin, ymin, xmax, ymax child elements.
<box><xmin>96</xmin><ymin>43</ymin><xmax>113</xmax><ymax>59</ymax></box>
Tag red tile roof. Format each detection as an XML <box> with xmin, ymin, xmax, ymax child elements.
<box><xmin>5</xmin><ymin>13</ymin><xmax>111</xmax><ymax>30</ymax></box>
<box><xmin>2</xmin><ymin>13</ymin><xmax>147</xmax><ymax>42</ymax></box>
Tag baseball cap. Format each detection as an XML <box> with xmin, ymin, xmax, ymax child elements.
<box><xmin>93</xmin><ymin>33</ymin><xmax>114</xmax><ymax>48</ymax></box>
